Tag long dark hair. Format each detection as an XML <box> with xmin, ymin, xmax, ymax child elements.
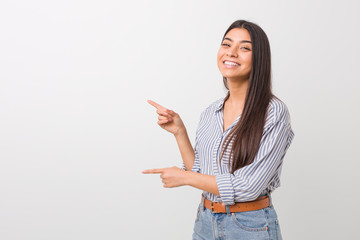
<box><xmin>219</xmin><ymin>20</ymin><xmax>277</xmax><ymax>174</ymax></box>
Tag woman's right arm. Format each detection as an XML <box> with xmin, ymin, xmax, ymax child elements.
<box><xmin>147</xmin><ymin>100</ymin><xmax>195</xmax><ymax>171</ymax></box>
<box><xmin>174</xmin><ymin>128</ymin><xmax>195</xmax><ymax>171</ymax></box>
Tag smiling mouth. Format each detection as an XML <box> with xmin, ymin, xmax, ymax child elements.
<box><xmin>223</xmin><ymin>61</ymin><xmax>240</xmax><ymax>67</ymax></box>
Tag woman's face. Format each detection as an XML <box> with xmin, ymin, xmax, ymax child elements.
<box><xmin>217</xmin><ymin>28</ymin><xmax>252</xmax><ymax>82</ymax></box>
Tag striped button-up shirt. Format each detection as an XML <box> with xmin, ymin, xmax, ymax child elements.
<box><xmin>182</xmin><ymin>93</ymin><xmax>295</xmax><ymax>205</ymax></box>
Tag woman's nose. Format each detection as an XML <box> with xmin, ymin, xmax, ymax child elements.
<box><xmin>226</xmin><ymin>48</ymin><xmax>238</xmax><ymax>57</ymax></box>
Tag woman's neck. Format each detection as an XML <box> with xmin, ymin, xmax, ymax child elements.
<box><xmin>226</xmin><ymin>79</ymin><xmax>249</xmax><ymax>108</ymax></box>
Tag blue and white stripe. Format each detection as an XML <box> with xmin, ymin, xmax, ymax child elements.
<box><xmin>182</xmin><ymin>92</ymin><xmax>295</xmax><ymax>205</ymax></box>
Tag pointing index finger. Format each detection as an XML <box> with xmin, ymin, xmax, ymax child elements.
<box><xmin>147</xmin><ymin>100</ymin><xmax>167</xmax><ymax>111</ymax></box>
<box><xmin>142</xmin><ymin>168</ymin><xmax>164</xmax><ymax>174</ymax></box>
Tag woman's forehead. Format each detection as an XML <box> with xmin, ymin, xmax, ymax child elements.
<box><xmin>224</xmin><ymin>28</ymin><xmax>252</xmax><ymax>43</ymax></box>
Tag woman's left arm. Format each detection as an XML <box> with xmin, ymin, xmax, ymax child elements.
<box><xmin>142</xmin><ymin>166</ymin><xmax>220</xmax><ymax>196</ymax></box>
<box><xmin>142</xmin><ymin>119</ymin><xmax>294</xmax><ymax>203</ymax></box>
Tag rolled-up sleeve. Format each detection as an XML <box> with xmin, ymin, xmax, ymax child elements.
<box><xmin>215</xmin><ymin>120</ymin><xmax>295</xmax><ymax>205</ymax></box>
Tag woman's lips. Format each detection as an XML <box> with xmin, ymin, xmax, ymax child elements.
<box><xmin>223</xmin><ymin>60</ymin><xmax>240</xmax><ymax>68</ymax></box>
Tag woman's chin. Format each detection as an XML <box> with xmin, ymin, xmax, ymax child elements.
<box><xmin>223</xmin><ymin>75</ymin><xmax>250</xmax><ymax>82</ymax></box>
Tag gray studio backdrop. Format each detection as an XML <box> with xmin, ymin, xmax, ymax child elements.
<box><xmin>1</xmin><ymin>0</ymin><xmax>359</xmax><ymax>239</ymax></box>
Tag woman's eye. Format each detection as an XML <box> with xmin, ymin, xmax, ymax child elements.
<box><xmin>241</xmin><ymin>47</ymin><xmax>250</xmax><ymax>50</ymax></box>
<box><xmin>221</xmin><ymin>43</ymin><xmax>230</xmax><ymax>47</ymax></box>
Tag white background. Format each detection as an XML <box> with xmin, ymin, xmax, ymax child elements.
<box><xmin>1</xmin><ymin>0</ymin><xmax>359</xmax><ymax>239</ymax></box>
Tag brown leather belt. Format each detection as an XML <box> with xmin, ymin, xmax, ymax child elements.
<box><xmin>202</xmin><ymin>194</ymin><xmax>270</xmax><ymax>213</ymax></box>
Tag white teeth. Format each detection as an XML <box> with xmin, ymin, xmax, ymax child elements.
<box><xmin>224</xmin><ymin>61</ymin><xmax>239</xmax><ymax>66</ymax></box>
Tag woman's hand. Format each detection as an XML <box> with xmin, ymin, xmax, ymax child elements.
<box><xmin>142</xmin><ymin>166</ymin><xmax>188</xmax><ymax>188</ymax></box>
<box><xmin>147</xmin><ymin>100</ymin><xmax>186</xmax><ymax>136</ymax></box>
<box><xmin>143</xmin><ymin>167</ymin><xmax>220</xmax><ymax>196</ymax></box>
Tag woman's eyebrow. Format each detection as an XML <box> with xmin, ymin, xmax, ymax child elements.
<box><xmin>223</xmin><ymin>37</ymin><xmax>252</xmax><ymax>44</ymax></box>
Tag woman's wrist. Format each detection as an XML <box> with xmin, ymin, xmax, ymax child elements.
<box><xmin>183</xmin><ymin>170</ymin><xmax>193</xmax><ymax>186</ymax></box>
<box><xmin>174</xmin><ymin>127</ymin><xmax>187</xmax><ymax>138</ymax></box>
<box><xmin>183</xmin><ymin>171</ymin><xmax>220</xmax><ymax>196</ymax></box>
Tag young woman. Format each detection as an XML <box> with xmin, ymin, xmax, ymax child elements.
<box><xmin>143</xmin><ymin>19</ymin><xmax>295</xmax><ymax>240</ymax></box>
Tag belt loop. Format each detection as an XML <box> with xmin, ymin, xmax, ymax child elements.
<box><xmin>266</xmin><ymin>191</ymin><xmax>273</xmax><ymax>207</ymax></box>
<box><xmin>201</xmin><ymin>193</ymin><xmax>205</xmax><ymax>211</ymax></box>
<box><xmin>225</xmin><ymin>205</ymin><xmax>231</xmax><ymax>215</ymax></box>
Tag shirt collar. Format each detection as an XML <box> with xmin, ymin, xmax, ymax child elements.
<box><xmin>215</xmin><ymin>91</ymin><xmax>230</xmax><ymax>112</ymax></box>
<box><xmin>215</xmin><ymin>99</ymin><xmax>224</xmax><ymax>112</ymax></box>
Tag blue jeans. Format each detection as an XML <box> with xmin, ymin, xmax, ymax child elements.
<box><xmin>192</xmin><ymin>194</ymin><xmax>282</xmax><ymax>240</ymax></box>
